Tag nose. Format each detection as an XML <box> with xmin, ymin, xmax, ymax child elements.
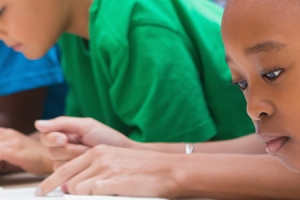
<box><xmin>246</xmin><ymin>88</ymin><xmax>275</xmax><ymax>121</ymax></box>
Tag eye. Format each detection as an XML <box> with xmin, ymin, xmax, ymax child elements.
<box><xmin>237</xmin><ymin>80</ymin><xmax>248</xmax><ymax>91</ymax></box>
<box><xmin>0</xmin><ymin>7</ymin><xmax>6</xmax><ymax>16</ymax></box>
<box><xmin>262</xmin><ymin>69</ymin><xmax>283</xmax><ymax>81</ymax></box>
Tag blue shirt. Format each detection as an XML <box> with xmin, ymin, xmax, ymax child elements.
<box><xmin>0</xmin><ymin>41</ymin><xmax>67</xmax><ymax>119</ymax></box>
<box><xmin>210</xmin><ymin>0</ymin><xmax>226</xmax><ymax>7</ymax></box>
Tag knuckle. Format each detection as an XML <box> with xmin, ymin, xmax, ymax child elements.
<box><xmin>67</xmin><ymin>183</ymin><xmax>76</xmax><ymax>195</ymax></box>
<box><xmin>89</xmin><ymin>145</ymin><xmax>105</xmax><ymax>155</ymax></box>
<box><xmin>74</xmin><ymin>183</ymin><xmax>85</xmax><ymax>195</ymax></box>
<box><xmin>91</xmin><ymin>181</ymin><xmax>102</xmax><ymax>195</ymax></box>
<box><xmin>67</xmin><ymin>179</ymin><xmax>79</xmax><ymax>195</ymax></box>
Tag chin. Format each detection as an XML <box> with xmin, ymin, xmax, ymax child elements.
<box><xmin>277</xmin><ymin>156</ymin><xmax>300</xmax><ymax>173</ymax></box>
<box><xmin>21</xmin><ymin>49</ymin><xmax>49</xmax><ymax>60</ymax></box>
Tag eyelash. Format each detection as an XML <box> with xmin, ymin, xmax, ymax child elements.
<box><xmin>261</xmin><ymin>67</ymin><xmax>283</xmax><ymax>81</ymax></box>
<box><xmin>232</xmin><ymin>68</ymin><xmax>283</xmax><ymax>91</ymax></box>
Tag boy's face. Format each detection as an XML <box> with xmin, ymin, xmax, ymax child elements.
<box><xmin>222</xmin><ymin>0</ymin><xmax>300</xmax><ymax>172</ymax></box>
<box><xmin>0</xmin><ymin>0</ymin><xmax>68</xmax><ymax>59</ymax></box>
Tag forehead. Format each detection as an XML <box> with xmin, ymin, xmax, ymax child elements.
<box><xmin>222</xmin><ymin>0</ymin><xmax>300</xmax><ymax>48</ymax></box>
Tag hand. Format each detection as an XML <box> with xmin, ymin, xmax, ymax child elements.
<box><xmin>0</xmin><ymin>128</ymin><xmax>53</xmax><ymax>175</ymax></box>
<box><xmin>36</xmin><ymin>145</ymin><xmax>183</xmax><ymax>198</ymax></box>
<box><xmin>36</xmin><ymin>117</ymin><xmax>135</xmax><ymax>169</ymax></box>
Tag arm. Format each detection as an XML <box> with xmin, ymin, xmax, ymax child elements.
<box><xmin>36</xmin><ymin>144</ymin><xmax>300</xmax><ymax>199</ymax></box>
<box><xmin>37</xmin><ymin>117</ymin><xmax>300</xmax><ymax>199</ymax></box>
<box><xmin>179</xmin><ymin>154</ymin><xmax>300</xmax><ymax>199</ymax></box>
<box><xmin>129</xmin><ymin>133</ymin><xmax>266</xmax><ymax>155</ymax></box>
<box><xmin>38</xmin><ymin>117</ymin><xmax>265</xmax><ymax>155</ymax></box>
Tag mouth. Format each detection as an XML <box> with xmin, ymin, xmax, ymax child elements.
<box><xmin>264</xmin><ymin>136</ymin><xmax>289</xmax><ymax>155</ymax></box>
<box><xmin>10</xmin><ymin>43</ymin><xmax>22</xmax><ymax>51</ymax></box>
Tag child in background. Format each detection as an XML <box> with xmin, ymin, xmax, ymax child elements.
<box><xmin>222</xmin><ymin>0</ymin><xmax>300</xmax><ymax>173</ymax></box>
<box><xmin>0</xmin><ymin>41</ymin><xmax>67</xmax><ymax>174</ymax></box>
<box><xmin>57</xmin><ymin>0</ymin><xmax>253</xmax><ymax>143</ymax></box>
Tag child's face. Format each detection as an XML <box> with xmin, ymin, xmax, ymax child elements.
<box><xmin>0</xmin><ymin>0</ymin><xmax>68</xmax><ymax>59</ymax></box>
<box><xmin>222</xmin><ymin>0</ymin><xmax>300</xmax><ymax>172</ymax></box>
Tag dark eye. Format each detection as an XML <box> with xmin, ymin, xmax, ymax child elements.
<box><xmin>0</xmin><ymin>7</ymin><xmax>6</xmax><ymax>16</ymax></box>
<box><xmin>262</xmin><ymin>69</ymin><xmax>282</xmax><ymax>81</ymax></box>
<box><xmin>238</xmin><ymin>80</ymin><xmax>248</xmax><ymax>91</ymax></box>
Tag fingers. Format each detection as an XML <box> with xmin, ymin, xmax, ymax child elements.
<box><xmin>40</xmin><ymin>132</ymin><xmax>68</xmax><ymax>147</ymax></box>
<box><xmin>48</xmin><ymin>144</ymin><xmax>90</xmax><ymax>161</ymax></box>
<box><xmin>66</xmin><ymin>168</ymin><xmax>102</xmax><ymax>195</ymax></box>
<box><xmin>35</xmin><ymin>117</ymin><xmax>98</xmax><ymax>137</ymax></box>
<box><xmin>0</xmin><ymin>129</ymin><xmax>54</xmax><ymax>175</ymax></box>
<box><xmin>92</xmin><ymin>180</ymin><xmax>122</xmax><ymax>196</ymax></box>
<box><xmin>36</xmin><ymin>151</ymin><xmax>91</xmax><ymax>196</ymax></box>
<box><xmin>75</xmin><ymin>179</ymin><xmax>135</xmax><ymax>196</ymax></box>
<box><xmin>49</xmin><ymin>144</ymin><xmax>90</xmax><ymax>172</ymax></box>
<box><xmin>53</xmin><ymin>161</ymin><xmax>68</xmax><ymax>171</ymax></box>
<box><xmin>70</xmin><ymin>177</ymin><xmax>100</xmax><ymax>195</ymax></box>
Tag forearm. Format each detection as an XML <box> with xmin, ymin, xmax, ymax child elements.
<box><xmin>128</xmin><ymin>134</ymin><xmax>266</xmax><ymax>155</ymax></box>
<box><xmin>193</xmin><ymin>133</ymin><xmax>266</xmax><ymax>154</ymax></box>
<box><xmin>173</xmin><ymin>154</ymin><xmax>300</xmax><ymax>199</ymax></box>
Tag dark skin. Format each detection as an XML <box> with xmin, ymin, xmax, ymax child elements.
<box><xmin>223</xmin><ymin>0</ymin><xmax>300</xmax><ymax>172</ymax></box>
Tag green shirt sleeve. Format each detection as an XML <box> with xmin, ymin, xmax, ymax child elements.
<box><xmin>109</xmin><ymin>25</ymin><xmax>217</xmax><ymax>142</ymax></box>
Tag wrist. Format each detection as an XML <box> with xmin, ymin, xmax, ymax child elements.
<box><xmin>123</xmin><ymin>139</ymin><xmax>140</xmax><ymax>150</ymax></box>
<box><xmin>185</xmin><ymin>143</ymin><xmax>195</xmax><ymax>154</ymax></box>
<box><xmin>168</xmin><ymin>154</ymin><xmax>197</xmax><ymax>198</ymax></box>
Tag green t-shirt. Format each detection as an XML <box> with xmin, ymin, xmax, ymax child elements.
<box><xmin>59</xmin><ymin>0</ymin><xmax>254</xmax><ymax>142</ymax></box>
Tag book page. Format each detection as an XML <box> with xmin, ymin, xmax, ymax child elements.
<box><xmin>64</xmin><ymin>195</ymin><xmax>168</xmax><ymax>200</ymax></box>
<box><xmin>0</xmin><ymin>187</ymin><xmax>64</xmax><ymax>200</ymax></box>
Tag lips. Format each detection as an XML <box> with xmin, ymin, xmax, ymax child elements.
<box><xmin>257</xmin><ymin>132</ymin><xmax>289</xmax><ymax>155</ymax></box>
<box><xmin>265</xmin><ymin>136</ymin><xmax>289</xmax><ymax>155</ymax></box>
<box><xmin>10</xmin><ymin>43</ymin><xmax>22</xmax><ymax>51</ymax></box>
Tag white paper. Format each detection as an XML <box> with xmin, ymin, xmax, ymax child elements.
<box><xmin>64</xmin><ymin>195</ymin><xmax>168</xmax><ymax>200</ymax></box>
<box><xmin>0</xmin><ymin>187</ymin><xmax>64</xmax><ymax>200</ymax></box>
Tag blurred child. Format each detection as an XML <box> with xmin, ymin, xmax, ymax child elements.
<box><xmin>0</xmin><ymin>41</ymin><xmax>67</xmax><ymax>174</ymax></box>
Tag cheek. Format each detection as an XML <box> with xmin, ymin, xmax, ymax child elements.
<box><xmin>277</xmin><ymin>99</ymin><xmax>300</xmax><ymax>140</ymax></box>
<box><xmin>274</xmin><ymin>74</ymin><xmax>300</xmax><ymax>109</ymax></box>
<box><xmin>5</xmin><ymin>16</ymin><xmax>34</xmax><ymax>41</ymax></box>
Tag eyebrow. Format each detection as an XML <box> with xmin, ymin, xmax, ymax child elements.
<box><xmin>245</xmin><ymin>40</ymin><xmax>287</xmax><ymax>55</ymax></box>
<box><xmin>225</xmin><ymin>40</ymin><xmax>287</xmax><ymax>64</ymax></box>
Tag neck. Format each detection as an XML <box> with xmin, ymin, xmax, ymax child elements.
<box><xmin>65</xmin><ymin>0</ymin><xmax>93</xmax><ymax>39</ymax></box>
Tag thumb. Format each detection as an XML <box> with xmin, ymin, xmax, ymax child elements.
<box><xmin>35</xmin><ymin>116</ymin><xmax>88</xmax><ymax>137</ymax></box>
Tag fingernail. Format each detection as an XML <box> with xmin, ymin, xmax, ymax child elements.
<box><xmin>35</xmin><ymin>187</ymin><xmax>43</xmax><ymax>196</ymax></box>
<box><xmin>56</xmin><ymin>136</ymin><xmax>66</xmax><ymax>145</ymax></box>
<box><xmin>36</xmin><ymin>120</ymin><xmax>51</xmax><ymax>126</ymax></box>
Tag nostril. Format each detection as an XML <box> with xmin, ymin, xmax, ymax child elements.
<box><xmin>259</xmin><ymin>112</ymin><xmax>268</xmax><ymax>119</ymax></box>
